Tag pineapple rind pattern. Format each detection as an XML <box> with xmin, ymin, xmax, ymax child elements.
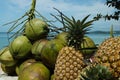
<box><xmin>94</xmin><ymin>37</ymin><xmax>120</xmax><ymax>78</ymax></box>
<box><xmin>54</xmin><ymin>47</ymin><xmax>86</xmax><ymax>80</ymax></box>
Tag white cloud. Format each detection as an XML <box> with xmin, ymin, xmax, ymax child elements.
<box><xmin>8</xmin><ymin>0</ymin><xmax>115</xmax><ymax>18</ymax></box>
<box><xmin>2</xmin><ymin>0</ymin><xmax>120</xmax><ymax>31</ymax></box>
<box><xmin>35</xmin><ymin>0</ymin><xmax>114</xmax><ymax>16</ymax></box>
<box><xmin>34</xmin><ymin>0</ymin><xmax>119</xmax><ymax>31</ymax></box>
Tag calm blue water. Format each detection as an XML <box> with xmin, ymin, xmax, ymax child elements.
<box><xmin>0</xmin><ymin>32</ymin><xmax>12</xmax><ymax>49</ymax></box>
<box><xmin>0</xmin><ymin>32</ymin><xmax>120</xmax><ymax>49</ymax></box>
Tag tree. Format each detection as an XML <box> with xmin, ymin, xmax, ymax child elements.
<box><xmin>94</xmin><ymin>0</ymin><xmax>120</xmax><ymax>20</ymax></box>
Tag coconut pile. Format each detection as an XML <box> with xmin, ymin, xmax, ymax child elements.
<box><xmin>0</xmin><ymin>1</ymin><xmax>97</xmax><ymax>79</ymax></box>
<box><xmin>0</xmin><ymin>18</ymin><xmax>58</xmax><ymax>80</ymax></box>
<box><xmin>0</xmin><ymin>16</ymin><xmax>96</xmax><ymax>80</ymax></box>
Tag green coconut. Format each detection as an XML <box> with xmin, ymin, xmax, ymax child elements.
<box><xmin>0</xmin><ymin>47</ymin><xmax>17</xmax><ymax>66</ymax></box>
<box><xmin>31</xmin><ymin>39</ymin><xmax>48</xmax><ymax>59</ymax></box>
<box><xmin>9</xmin><ymin>35</ymin><xmax>32</xmax><ymax>59</ymax></box>
<box><xmin>50</xmin><ymin>74</ymin><xmax>55</xmax><ymax>80</ymax></box>
<box><xmin>16</xmin><ymin>59</ymin><xmax>37</xmax><ymax>75</ymax></box>
<box><xmin>24</xmin><ymin>18</ymin><xmax>49</xmax><ymax>41</ymax></box>
<box><xmin>55</xmin><ymin>32</ymin><xmax>68</xmax><ymax>45</ymax></box>
<box><xmin>41</xmin><ymin>39</ymin><xmax>64</xmax><ymax>69</ymax></box>
<box><xmin>56</xmin><ymin>32</ymin><xmax>96</xmax><ymax>55</ymax></box>
<box><xmin>81</xmin><ymin>36</ymin><xmax>97</xmax><ymax>55</ymax></box>
<box><xmin>1</xmin><ymin>63</ymin><xmax>17</xmax><ymax>76</ymax></box>
<box><xmin>18</xmin><ymin>62</ymin><xmax>50</xmax><ymax>80</ymax></box>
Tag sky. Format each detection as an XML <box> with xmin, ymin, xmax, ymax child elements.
<box><xmin>0</xmin><ymin>0</ymin><xmax>120</xmax><ymax>32</ymax></box>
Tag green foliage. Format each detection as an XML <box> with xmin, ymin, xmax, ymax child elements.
<box><xmin>80</xmin><ymin>64</ymin><xmax>114</xmax><ymax>80</ymax></box>
<box><xmin>106</xmin><ymin>0</ymin><xmax>120</xmax><ymax>10</ymax></box>
<box><xmin>94</xmin><ymin>0</ymin><xmax>120</xmax><ymax>20</ymax></box>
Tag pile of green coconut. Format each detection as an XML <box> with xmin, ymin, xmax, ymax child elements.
<box><xmin>0</xmin><ymin>0</ymin><xmax>97</xmax><ymax>80</ymax></box>
<box><xmin>0</xmin><ymin>18</ymin><xmax>96</xmax><ymax>80</ymax></box>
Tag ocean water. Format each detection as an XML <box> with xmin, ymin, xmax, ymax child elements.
<box><xmin>0</xmin><ymin>32</ymin><xmax>12</xmax><ymax>49</ymax></box>
<box><xmin>0</xmin><ymin>31</ymin><xmax>120</xmax><ymax>50</ymax></box>
<box><xmin>87</xmin><ymin>31</ymin><xmax>120</xmax><ymax>45</ymax></box>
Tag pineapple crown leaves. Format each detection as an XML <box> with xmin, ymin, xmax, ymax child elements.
<box><xmin>66</xmin><ymin>15</ymin><xmax>94</xmax><ymax>50</ymax></box>
<box><xmin>80</xmin><ymin>64</ymin><xmax>114</xmax><ymax>80</ymax></box>
<box><xmin>51</xmin><ymin>8</ymin><xmax>94</xmax><ymax>50</ymax></box>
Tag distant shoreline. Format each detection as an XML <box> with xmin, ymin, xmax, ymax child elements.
<box><xmin>0</xmin><ymin>30</ymin><xmax>120</xmax><ymax>34</ymax></box>
<box><xmin>0</xmin><ymin>31</ymin><xmax>120</xmax><ymax>49</ymax></box>
<box><xmin>88</xmin><ymin>31</ymin><xmax>120</xmax><ymax>34</ymax></box>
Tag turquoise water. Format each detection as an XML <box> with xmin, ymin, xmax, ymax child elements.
<box><xmin>87</xmin><ymin>31</ymin><xmax>120</xmax><ymax>45</ymax></box>
<box><xmin>0</xmin><ymin>31</ymin><xmax>120</xmax><ymax>49</ymax></box>
<box><xmin>0</xmin><ymin>32</ymin><xmax>11</xmax><ymax>49</ymax></box>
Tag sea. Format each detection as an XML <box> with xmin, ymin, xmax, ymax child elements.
<box><xmin>0</xmin><ymin>31</ymin><xmax>120</xmax><ymax>50</ymax></box>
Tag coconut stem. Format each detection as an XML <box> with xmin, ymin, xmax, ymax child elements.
<box><xmin>28</xmin><ymin>0</ymin><xmax>36</xmax><ymax>19</ymax></box>
<box><xmin>31</xmin><ymin>0</ymin><xmax>36</xmax><ymax>12</ymax></box>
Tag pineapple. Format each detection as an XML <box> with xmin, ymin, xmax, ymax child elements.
<box><xmin>93</xmin><ymin>36</ymin><xmax>120</xmax><ymax>79</ymax></box>
<box><xmin>53</xmin><ymin>10</ymin><xmax>94</xmax><ymax>80</ymax></box>
<box><xmin>54</xmin><ymin>47</ymin><xmax>86</xmax><ymax>80</ymax></box>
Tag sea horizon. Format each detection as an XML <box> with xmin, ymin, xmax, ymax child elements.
<box><xmin>0</xmin><ymin>31</ymin><xmax>120</xmax><ymax>49</ymax></box>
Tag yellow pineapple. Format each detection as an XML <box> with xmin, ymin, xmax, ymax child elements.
<box><xmin>53</xmin><ymin>10</ymin><xmax>94</xmax><ymax>80</ymax></box>
<box><xmin>54</xmin><ymin>47</ymin><xmax>85</xmax><ymax>80</ymax></box>
<box><xmin>93</xmin><ymin>36</ymin><xmax>120</xmax><ymax>79</ymax></box>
